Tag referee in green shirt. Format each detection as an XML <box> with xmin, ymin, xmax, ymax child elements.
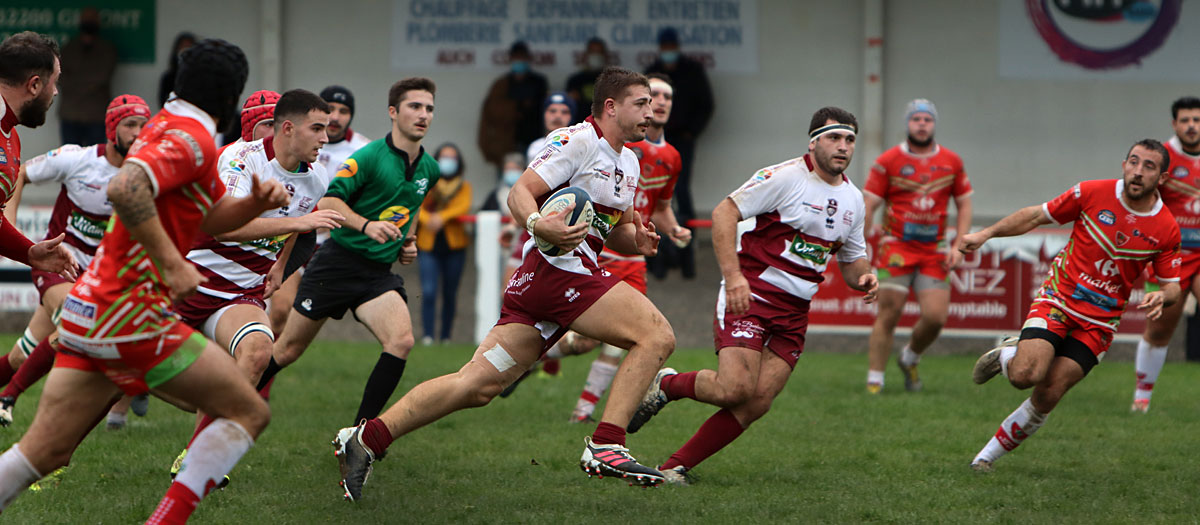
<box><xmin>258</xmin><ymin>78</ymin><xmax>440</xmax><ymax>425</ymax></box>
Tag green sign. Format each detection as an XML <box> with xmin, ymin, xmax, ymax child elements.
<box><xmin>0</xmin><ymin>1</ymin><xmax>156</xmax><ymax>64</ymax></box>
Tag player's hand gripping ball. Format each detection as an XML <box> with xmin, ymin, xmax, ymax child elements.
<box><xmin>536</xmin><ymin>187</ymin><xmax>594</xmax><ymax>256</ymax></box>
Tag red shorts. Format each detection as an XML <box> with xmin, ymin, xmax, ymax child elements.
<box><xmin>498</xmin><ymin>252</ymin><xmax>622</xmax><ymax>355</ymax></box>
<box><xmin>598</xmin><ymin>257</ymin><xmax>647</xmax><ymax>294</ymax></box>
<box><xmin>55</xmin><ymin>321</ymin><xmax>206</xmax><ymax>396</ymax></box>
<box><xmin>175</xmin><ymin>291</ymin><xmax>265</xmax><ymax>332</ymax></box>
<box><xmin>1023</xmin><ymin>300</ymin><xmax>1114</xmax><ymax>360</ymax></box>
<box><xmin>712</xmin><ymin>285</ymin><xmax>810</xmax><ymax>369</ymax></box>
<box><xmin>31</xmin><ymin>268</ymin><xmax>77</xmax><ymax>303</ymax></box>
<box><xmin>874</xmin><ymin>240</ymin><xmax>948</xmax><ymax>283</ymax></box>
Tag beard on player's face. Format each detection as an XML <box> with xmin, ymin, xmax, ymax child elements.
<box><xmin>907</xmin><ymin>132</ymin><xmax>934</xmax><ymax>148</ymax></box>
<box><xmin>18</xmin><ymin>90</ymin><xmax>53</xmax><ymax>128</ymax></box>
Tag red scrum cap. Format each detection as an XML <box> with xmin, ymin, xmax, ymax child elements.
<box><xmin>104</xmin><ymin>94</ymin><xmax>151</xmax><ymax>145</ymax></box>
<box><xmin>240</xmin><ymin>90</ymin><xmax>280</xmax><ymax>142</ymax></box>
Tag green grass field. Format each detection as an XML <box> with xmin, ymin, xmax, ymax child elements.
<box><xmin>1</xmin><ymin>336</ymin><xmax>1199</xmax><ymax>524</ymax></box>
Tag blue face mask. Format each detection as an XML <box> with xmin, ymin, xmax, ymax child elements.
<box><xmin>660</xmin><ymin>50</ymin><xmax>680</xmax><ymax>64</ymax></box>
<box><xmin>503</xmin><ymin>169</ymin><xmax>522</xmax><ymax>187</ymax></box>
<box><xmin>438</xmin><ymin>157</ymin><xmax>459</xmax><ymax>176</ymax></box>
<box><xmin>511</xmin><ymin>60</ymin><xmax>530</xmax><ymax>74</ymax></box>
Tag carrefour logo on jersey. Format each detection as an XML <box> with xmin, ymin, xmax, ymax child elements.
<box><xmin>378</xmin><ymin>206</ymin><xmax>411</xmax><ymax>228</ymax></box>
<box><xmin>1097</xmin><ymin>209</ymin><xmax>1115</xmax><ymax>225</ymax></box>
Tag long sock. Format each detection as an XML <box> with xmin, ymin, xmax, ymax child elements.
<box><xmin>591</xmin><ymin>421</ymin><xmax>626</xmax><ymax>447</ymax></box>
<box><xmin>899</xmin><ymin>345</ymin><xmax>920</xmax><ymax>366</ymax></box>
<box><xmin>662</xmin><ymin>409</ymin><xmax>746</xmax><ymax>470</ymax></box>
<box><xmin>574</xmin><ymin>360</ymin><xmax>619</xmax><ymax>418</ymax></box>
<box><xmin>0</xmin><ymin>444</ymin><xmax>42</xmax><ymax>510</ymax></box>
<box><xmin>973</xmin><ymin>398</ymin><xmax>1048</xmax><ymax>464</ymax></box>
<box><xmin>354</xmin><ymin>354</ymin><xmax>406</xmax><ymax>424</ymax></box>
<box><xmin>255</xmin><ymin>357</ymin><xmax>283</xmax><ymax>391</ymax></box>
<box><xmin>1</xmin><ymin>338</ymin><xmax>55</xmax><ymax>400</ymax></box>
<box><xmin>0</xmin><ymin>355</ymin><xmax>14</xmax><ymax>386</ymax></box>
<box><xmin>866</xmin><ymin>369</ymin><xmax>885</xmax><ymax>388</ymax></box>
<box><xmin>544</xmin><ymin>340</ymin><xmax>566</xmax><ymax>359</ymax></box>
<box><xmin>1134</xmin><ymin>338</ymin><xmax>1168</xmax><ymax>402</ymax></box>
<box><xmin>360</xmin><ymin>418</ymin><xmax>394</xmax><ymax>455</ymax></box>
<box><xmin>187</xmin><ymin>414</ymin><xmax>216</xmax><ymax>448</ymax></box>
<box><xmin>258</xmin><ymin>377</ymin><xmax>275</xmax><ymax>401</ymax></box>
<box><xmin>156</xmin><ymin>418</ymin><xmax>254</xmax><ymax>523</ymax></box>
<box><xmin>999</xmin><ymin>345</ymin><xmax>1017</xmax><ymax>380</ymax></box>
<box><xmin>661</xmin><ymin>371</ymin><xmax>698</xmax><ymax>401</ymax></box>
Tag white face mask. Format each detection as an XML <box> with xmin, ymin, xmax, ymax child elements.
<box><xmin>586</xmin><ymin>53</ymin><xmax>605</xmax><ymax>70</ymax></box>
<box><xmin>438</xmin><ymin>157</ymin><xmax>459</xmax><ymax>176</ymax></box>
<box><xmin>502</xmin><ymin>169</ymin><xmax>522</xmax><ymax>186</ymax></box>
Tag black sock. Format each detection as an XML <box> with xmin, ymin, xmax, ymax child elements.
<box><xmin>355</xmin><ymin>353</ymin><xmax>406</xmax><ymax>424</ymax></box>
<box><xmin>256</xmin><ymin>357</ymin><xmax>283</xmax><ymax>391</ymax></box>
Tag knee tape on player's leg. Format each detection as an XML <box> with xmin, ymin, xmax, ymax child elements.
<box><xmin>600</xmin><ymin>343</ymin><xmax>625</xmax><ymax>359</ymax></box>
<box><xmin>229</xmin><ymin>322</ymin><xmax>274</xmax><ymax>358</ymax></box>
<box><xmin>17</xmin><ymin>328</ymin><xmax>36</xmax><ymax>358</ymax></box>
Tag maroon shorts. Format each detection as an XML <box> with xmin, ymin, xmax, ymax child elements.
<box><xmin>32</xmin><ymin>268</ymin><xmax>77</xmax><ymax>303</ymax></box>
<box><xmin>498</xmin><ymin>252</ymin><xmax>622</xmax><ymax>355</ymax></box>
<box><xmin>712</xmin><ymin>286</ymin><xmax>810</xmax><ymax>369</ymax></box>
<box><xmin>175</xmin><ymin>291</ymin><xmax>266</xmax><ymax>332</ymax></box>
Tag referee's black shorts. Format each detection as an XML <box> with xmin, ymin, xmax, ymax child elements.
<box><xmin>292</xmin><ymin>240</ymin><xmax>407</xmax><ymax>321</ymax></box>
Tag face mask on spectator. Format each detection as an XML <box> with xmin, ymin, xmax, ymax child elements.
<box><xmin>660</xmin><ymin>50</ymin><xmax>680</xmax><ymax>64</ymax></box>
<box><xmin>511</xmin><ymin>60</ymin><xmax>530</xmax><ymax>74</ymax></box>
<box><xmin>503</xmin><ymin>169</ymin><xmax>522</xmax><ymax>187</ymax></box>
<box><xmin>439</xmin><ymin>157</ymin><xmax>459</xmax><ymax>176</ymax></box>
<box><xmin>586</xmin><ymin>53</ymin><xmax>605</xmax><ymax>70</ymax></box>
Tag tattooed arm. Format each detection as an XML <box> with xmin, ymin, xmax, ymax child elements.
<box><xmin>106</xmin><ymin>163</ymin><xmax>205</xmax><ymax>301</ymax></box>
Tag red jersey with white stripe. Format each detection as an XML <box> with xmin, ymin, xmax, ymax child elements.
<box><xmin>730</xmin><ymin>155</ymin><xmax>868</xmax><ymax>307</ymax></box>
<box><xmin>1036</xmin><ymin>179</ymin><xmax>1181</xmax><ymax>330</ymax></box>
<box><xmin>600</xmin><ymin>135</ymin><xmax>681</xmax><ymax>260</ymax></box>
<box><xmin>526</xmin><ymin>117</ymin><xmax>639</xmax><ymax>273</ymax></box>
<box><xmin>863</xmin><ymin>143</ymin><xmax>971</xmax><ymax>246</ymax></box>
<box><xmin>1160</xmin><ymin>136</ymin><xmax>1200</xmax><ymax>252</ymax></box>
<box><xmin>186</xmin><ymin>136</ymin><xmax>331</xmax><ymax>299</ymax></box>
<box><xmin>0</xmin><ymin>96</ymin><xmax>22</xmax><ymax>206</ymax></box>
<box><xmin>22</xmin><ymin>144</ymin><xmax>117</xmax><ymax>268</ymax></box>
<box><xmin>59</xmin><ymin>100</ymin><xmax>226</xmax><ymax>344</ymax></box>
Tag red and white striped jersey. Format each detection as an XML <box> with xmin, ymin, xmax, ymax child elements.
<box><xmin>730</xmin><ymin>154</ymin><xmax>868</xmax><ymax>306</ymax></box>
<box><xmin>22</xmin><ymin>144</ymin><xmax>117</xmax><ymax>268</ymax></box>
<box><xmin>186</xmin><ymin>136</ymin><xmax>331</xmax><ymax>299</ymax></box>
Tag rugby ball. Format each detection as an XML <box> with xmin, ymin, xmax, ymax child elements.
<box><xmin>535</xmin><ymin>187</ymin><xmax>594</xmax><ymax>256</ymax></box>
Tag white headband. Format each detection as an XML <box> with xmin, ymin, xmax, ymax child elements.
<box><xmin>809</xmin><ymin>123</ymin><xmax>856</xmax><ymax>143</ymax></box>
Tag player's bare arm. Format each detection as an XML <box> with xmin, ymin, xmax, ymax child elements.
<box><xmin>605</xmin><ymin>209</ymin><xmax>660</xmax><ymax>256</ymax></box>
<box><xmin>317</xmin><ymin>195</ymin><xmax>401</xmax><ymax>244</ymax></box>
<box><xmin>399</xmin><ymin>211</ymin><xmax>419</xmax><ymax>264</ymax></box>
<box><xmin>2</xmin><ymin>165</ymin><xmax>29</xmax><ymax>226</ymax></box>
<box><xmin>839</xmin><ymin>257</ymin><xmax>879</xmax><ymax>303</ymax></box>
<box><xmin>945</xmin><ymin>194</ymin><xmax>974</xmax><ymax>269</ymax></box>
<box><xmin>201</xmin><ymin>174</ymin><xmax>290</xmax><ymax>235</ymax></box>
<box><xmin>712</xmin><ymin>197</ymin><xmax>750</xmax><ymax>315</ymax></box>
<box><xmin>264</xmin><ymin>233</ymin><xmax>298</xmax><ymax>299</ymax></box>
<box><xmin>214</xmin><ymin>209</ymin><xmax>344</xmax><ymax>242</ymax></box>
<box><xmin>107</xmin><ymin>163</ymin><xmax>203</xmax><ymax>301</ymax></box>
<box><xmin>959</xmin><ymin>204</ymin><xmax>1051</xmax><ymax>253</ymax></box>
<box><xmin>508</xmin><ymin>168</ymin><xmax>587</xmax><ymax>250</ymax></box>
<box><xmin>862</xmin><ymin>191</ymin><xmax>884</xmax><ymax>238</ymax></box>
<box><xmin>6</xmin><ymin>164</ymin><xmax>77</xmax><ymax>279</ymax></box>
<box><xmin>650</xmin><ymin>199</ymin><xmax>690</xmax><ymax>244</ymax></box>
<box><xmin>1139</xmin><ymin>282</ymin><xmax>1182</xmax><ymax>321</ymax></box>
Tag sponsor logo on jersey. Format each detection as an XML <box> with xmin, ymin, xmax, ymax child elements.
<box><xmin>843</xmin><ymin>210</ymin><xmax>854</xmax><ymax>225</ymax></box>
<box><xmin>1174</xmin><ymin>166</ymin><xmax>1189</xmax><ymax>178</ymax></box>
<box><xmin>378</xmin><ymin>205</ymin><xmax>412</xmax><ymax>228</ymax></box>
<box><xmin>335</xmin><ymin>158</ymin><xmax>358</xmax><ymax>178</ymax></box>
<box><xmin>789</xmin><ymin>234</ymin><xmax>831</xmax><ymax>264</ymax></box>
<box><xmin>1125</xmin><ymin>213</ymin><xmax>1138</xmax><ymax>224</ymax></box>
<box><xmin>564</xmin><ymin>287</ymin><xmax>581</xmax><ymax>302</ymax></box>
<box><xmin>1180</xmin><ymin>228</ymin><xmax>1200</xmax><ymax>249</ymax></box>
<box><xmin>69</xmin><ymin>212</ymin><xmax>108</xmax><ymax>240</ymax></box>
<box><xmin>416</xmin><ymin>178</ymin><xmax>429</xmax><ymax>194</ymax></box>
<box><xmin>900</xmin><ymin>165</ymin><xmax>915</xmax><ymax>176</ymax></box>
<box><xmin>1079</xmin><ymin>271</ymin><xmax>1120</xmax><ymax>294</ymax></box>
<box><xmin>1071</xmin><ymin>282</ymin><xmax>1119</xmax><ymax>311</ymax></box>
<box><xmin>61</xmin><ymin>296</ymin><xmax>98</xmax><ymax>328</ymax></box>
<box><xmin>591</xmin><ymin>211</ymin><xmax>620</xmax><ymax>238</ymax></box>
<box><xmin>914</xmin><ymin>195</ymin><xmax>936</xmax><ymax>210</ymax></box>
<box><xmin>549</xmin><ymin>134</ymin><xmax>569</xmax><ymax>148</ymax></box>
<box><xmin>1131</xmin><ymin>228</ymin><xmax>1159</xmax><ymax>246</ymax></box>
<box><xmin>901</xmin><ymin>222</ymin><xmax>939</xmax><ymax>243</ymax></box>
<box><xmin>752</xmin><ymin>169</ymin><xmax>772</xmax><ymax>182</ymax></box>
<box><xmin>1097</xmin><ymin>209</ymin><xmax>1115</xmax><ymax>225</ymax></box>
<box><xmin>301</xmin><ymin>298</ymin><xmax>313</xmax><ymax>311</ymax></box>
<box><xmin>0</xmin><ymin>146</ymin><xmax>6</xmax><ymax>165</ymax></box>
<box><xmin>1072</xmin><ymin>183</ymin><xmax>1081</xmax><ymax>198</ymax></box>
<box><xmin>802</xmin><ymin>201</ymin><xmax>824</xmax><ymax>214</ymax></box>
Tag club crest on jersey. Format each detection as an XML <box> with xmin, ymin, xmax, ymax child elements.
<box><xmin>1115</xmin><ymin>231</ymin><xmax>1129</xmax><ymax>246</ymax></box>
<box><xmin>826</xmin><ymin>199</ymin><xmax>838</xmax><ymax>216</ymax></box>
<box><xmin>416</xmin><ymin>178</ymin><xmax>429</xmax><ymax>194</ymax></box>
<box><xmin>1097</xmin><ymin>210</ymin><xmax>1115</xmax><ymax>225</ymax></box>
<box><xmin>1174</xmin><ymin>166</ymin><xmax>1189</xmax><ymax>178</ymax></box>
<box><xmin>613</xmin><ymin>167</ymin><xmax>625</xmax><ymax>197</ymax></box>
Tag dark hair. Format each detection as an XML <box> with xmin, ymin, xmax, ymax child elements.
<box><xmin>274</xmin><ymin>89</ymin><xmax>331</xmax><ymax>130</ymax></box>
<box><xmin>0</xmin><ymin>32</ymin><xmax>60</xmax><ymax>86</ymax></box>
<box><xmin>586</xmin><ymin>37</ymin><xmax>606</xmax><ymax>50</ymax></box>
<box><xmin>388</xmin><ymin>77</ymin><xmax>436</xmax><ymax>108</ymax></box>
<box><xmin>1171</xmin><ymin>97</ymin><xmax>1200</xmax><ymax>120</ymax></box>
<box><xmin>1127</xmin><ymin>138</ymin><xmax>1170</xmax><ymax>173</ymax></box>
<box><xmin>175</xmin><ymin>39</ymin><xmax>248</xmax><ymax>130</ymax></box>
<box><xmin>433</xmin><ymin>142</ymin><xmax>465</xmax><ymax>177</ymax></box>
<box><xmin>509</xmin><ymin>41</ymin><xmax>531</xmax><ymax>58</ymax></box>
<box><xmin>646</xmin><ymin>73</ymin><xmax>672</xmax><ymax>86</ymax></box>
<box><xmin>591</xmin><ymin>66</ymin><xmax>650</xmax><ymax>117</ymax></box>
<box><xmin>808</xmin><ymin>106</ymin><xmax>858</xmax><ymax>134</ymax></box>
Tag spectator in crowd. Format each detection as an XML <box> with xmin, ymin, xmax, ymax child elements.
<box><xmin>58</xmin><ymin>8</ymin><xmax>117</xmax><ymax>146</ymax></box>
<box><xmin>478</xmin><ymin>41</ymin><xmax>548</xmax><ymax>170</ymax></box>
<box><xmin>644</xmin><ymin>27</ymin><xmax>715</xmax><ymax>279</ymax></box>
<box><xmin>526</xmin><ymin>92</ymin><xmax>575</xmax><ymax>163</ymax></box>
<box><xmin>480</xmin><ymin>152</ymin><xmax>527</xmax><ymax>286</ymax></box>
<box><xmin>565</xmin><ymin>37</ymin><xmax>608</xmax><ymax>123</ymax></box>
<box><xmin>157</xmin><ymin>31</ymin><xmax>196</xmax><ymax>107</ymax></box>
<box><xmin>417</xmin><ymin>143</ymin><xmax>473</xmax><ymax>345</ymax></box>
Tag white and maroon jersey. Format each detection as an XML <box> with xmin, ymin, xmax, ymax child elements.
<box><xmin>317</xmin><ymin>129</ymin><xmax>371</xmax><ymax>174</ymax></box>
<box><xmin>1036</xmin><ymin>179</ymin><xmax>1181</xmax><ymax>330</ymax></box>
<box><xmin>1161</xmin><ymin>136</ymin><xmax>1200</xmax><ymax>252</ymax></box>
<box><xmin>730</xmin><ymin>154</ymin><xmax>868</xmax><ymax>307</ymax></box>
<box><xmin>22</xmin><ymin>143</ymin><xmax>117</xmax><ymax>267</ymax></box>
<box><xmin>526</xmin><ymin>116</ymin><xmax>639</xmax><ymax>272</ymax></box>
<box><xmin>186</xmin><ymin>136</ymin><xmax>331</xmax><ymax>299</ymax></box>
<box><xmin>600</xmin><ymin>134</ymin><xmax>682</xmax><ymax>260</ymax></box>
<box><xmin>526</xmin><ymin>135</ymin><xmax>548</xmax><ymax>164</ymax></box>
